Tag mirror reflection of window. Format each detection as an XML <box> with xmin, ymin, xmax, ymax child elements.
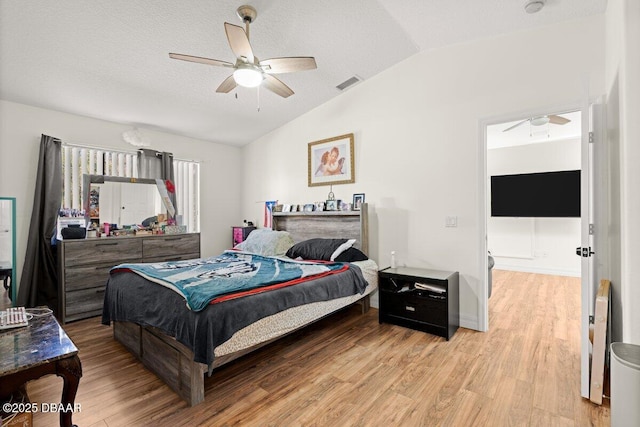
<box><xmin>94</xmin><ymin>182</ymin><xmax>162</xmax><ymax>226</ymax></box>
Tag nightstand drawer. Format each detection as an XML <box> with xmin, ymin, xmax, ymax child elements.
<box><xmin>381</xmin><ymin>291</ymin><xmax>447</xmax><ymax>325</ymax></box>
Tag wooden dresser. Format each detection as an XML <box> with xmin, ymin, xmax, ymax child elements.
<box><xmin>57</xmin><ymin>233</ymin><xmax>200</xmax><ymax>323</ymax></box>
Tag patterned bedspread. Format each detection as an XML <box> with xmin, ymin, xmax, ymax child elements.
<box><xmin>102</xmin><ymin>255</ymin><xmax>369</xmax><ymax>366</ymax></box>
<box><xmin>111</xmin><ymin>250</ymin><xmax>348</xmax><ymax>311</ymax></box>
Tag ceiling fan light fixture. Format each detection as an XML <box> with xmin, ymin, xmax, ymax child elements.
<box><xmin>122</xmin><ymin>128</ymin><xmax>151</xmax><ymax>147</ymax></box>
<box><xmin>233</xmin><ymin>66</ymin><xmax>263</xmax><ymax>88</ymax></box>
<box><xmin>524</xmin><ymin>0</ymin><xmax>546</xmax><ymax>14</ymax></box>
<box><xmin>530</xmin><ymin>116</ymin><xmax>550</xmax><ymax>126</ymax></box>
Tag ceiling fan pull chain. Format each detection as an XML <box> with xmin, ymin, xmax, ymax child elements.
<box><xmin>257</xmin><ymin>85</ymin><xmax>261</xmax><ymax>112</ymax></box>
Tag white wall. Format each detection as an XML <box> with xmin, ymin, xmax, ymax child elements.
<box><xmin>0</xmin><ymin>100</ymin><xmax>242</xmax><ymax>292</ymax></box>
<box><xmin>487</xmin><ymin>139</ymin><xmax>581</xmax><ymax>276</ymax></box>
<box><xmin>605</xmin><ymin>0</ymin><xmax>640</xmax><ymax>344</ymax></box>
<box><xmin>241</xmin><ymin>16</ymin><xmax>606</xmax><ymax>330</ymax></box>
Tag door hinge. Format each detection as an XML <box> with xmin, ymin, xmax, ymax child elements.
<box><xmin>589</xmin><ymin>224</ymin><xmax>594</xmax><ymax>235</ymax></box>
<box><xmin>589</xmin><ymin>131</ymin><xmax>594</xmax><ymax>143</ymax></box>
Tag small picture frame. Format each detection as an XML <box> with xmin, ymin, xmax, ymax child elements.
<box><xmin>315</xmin><ymin>201</ymin><xmax>325</xmax><ymax>211</ymax></box>
<box><xmin>325</xmin><ymin>200</ymin><xmax>337</xmax><ymax>211</ymax></box>
<box><xmin>303</xmin><ymin>204</ymin><xmax>315</xmax><ymax>212</ymax></box>
<box><xmin>353</xmin><ymin>193</ymin><xmax>365</xmax><ymax>211</ymax></box>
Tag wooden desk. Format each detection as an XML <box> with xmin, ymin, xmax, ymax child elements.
<box><xmin>0</xmin><ymin>312</ymin><xmax>82</xmax><ymax>427</ymax></box>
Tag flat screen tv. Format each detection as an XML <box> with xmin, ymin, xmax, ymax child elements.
<box><xmin>491</xmin><ymin>170</ymin><xmax>581</xmax><ymax>217</ymax></box>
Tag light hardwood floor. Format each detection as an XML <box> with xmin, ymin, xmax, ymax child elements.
<box><xmin>12</xmin><ymin>270</ymin><xmax>609</xmax><ymax>426</ymax></box>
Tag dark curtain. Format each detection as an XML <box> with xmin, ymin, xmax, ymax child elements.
<box><xmin>17</xmin><ymin>135</ymin><xmax>62</xmax><ymax>310</ymax></box>
<box><xmin>138</xmin><ymin>149</ymin><xmax>176</xmax><ymax>217</ymax></box>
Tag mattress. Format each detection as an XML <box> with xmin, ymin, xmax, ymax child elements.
<box><xmin>214</xmin><ymin>259</ymin><xmax>379</xmax><ymax>356</ymax></box>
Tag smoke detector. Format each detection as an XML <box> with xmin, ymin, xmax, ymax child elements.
<box><xmin>524</xmin><ymin>0</ymin><xmax>545</xmax><ymax>14</ymax></box>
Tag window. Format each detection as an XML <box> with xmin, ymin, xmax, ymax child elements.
<box><xmin>173</xmin><ymin>159</ymin><xmax>200</xmax><ymax>233</ymax></box>
<box><xmin>62</xmin><ymin>145</ymin><xmax>200</xmax><ymax>232</ymax></box>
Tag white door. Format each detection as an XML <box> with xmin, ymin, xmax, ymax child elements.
<box><xmin>579</xmin><ymin>102</ymin><xmax>606</xmax><ymax>398</ymax></box>
<box><xmin>120</xmin><ymin>183</ymin><xmax>159</xmax><ymax>226</ymax></box>
<box><xmin>0</xmin><ymin>200</ymin><xmax>12</xmax><ymax>266</ymax></box>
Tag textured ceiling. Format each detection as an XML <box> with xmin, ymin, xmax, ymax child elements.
<box><xmin>0</xmin><ymin>0</ymin><xmax>607</xmax><ymax>146</ymax></box>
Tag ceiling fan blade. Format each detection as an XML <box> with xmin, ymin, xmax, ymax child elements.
<box><xmin>216</xmin><ymin>75</ymin><xmax>237</xmax><ymax>93</ymax></box>
<box><xmin>548</xmin><ymin>114</ymin><xmax>571</xmax><ymax>125</ymax></box>
<box><xmin>502</xmin><ymin>119</ymin><xmax>529</xmax><ymax>132</ymax></box>
<box><xmin>261</xmin><ymin>57</ymin><xmax>317</xmax><ymax>74</ymax></box>
<box><xmin>169</xmin><ymin>53</ymin><xmax>233</xmax><ymax>68</ymax></box>
<box><xmin>224</xmin><ymin>23</ymin><xmax>254</xmax><ymax>64</ymax></box>
<box><xmin>263</xmin><ymin>74</ymin><xmax>294</xmax><ymax>98</ymax></box>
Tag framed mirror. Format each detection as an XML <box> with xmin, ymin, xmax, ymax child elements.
<box><xmin>82</xmin><ymin>175</ymin><xmax>166</xmax><ymax>229</ymax></box>
<box><xmin>0</xmin><ymin>197</ymin><xmax>16</xmax><ymax>305</ymax></box>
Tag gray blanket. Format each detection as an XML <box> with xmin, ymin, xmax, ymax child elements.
<box><xmin>101</xmin><ymin>263</ymin><xmax>367</xmax><ymax>366</ymax></box>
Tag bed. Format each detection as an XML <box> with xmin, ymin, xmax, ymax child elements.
<box><xmin>101</xmin><ymin>204</ymin><xmax>377</xmax><ymax>406</ymax></box>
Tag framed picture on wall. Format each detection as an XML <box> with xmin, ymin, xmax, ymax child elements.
<box><xmin>308</xmin><ymin>133</ymin><xmax>355</xmax><ymax>187</ymax></box>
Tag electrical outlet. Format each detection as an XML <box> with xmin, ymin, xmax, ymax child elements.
<box><xmin>445</xmin><ymin>216</ymin><xmax>457</xmax><ymax>227</ymax></box>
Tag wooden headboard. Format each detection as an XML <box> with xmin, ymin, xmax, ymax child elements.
<box><xmin>272</xmin><ymin>203</ymin><xmax>369</xmax><ymax>254</ymax></box>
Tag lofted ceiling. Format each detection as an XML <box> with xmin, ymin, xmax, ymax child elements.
<box><xmin>0</xmin><ymin>0</ymin><xmax>607</xmax><ymax>147</ymax></box>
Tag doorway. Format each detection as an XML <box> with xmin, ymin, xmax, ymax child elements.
<box><xmin>480</xmin><ymin>103</ymin><xmax>603</xmax><ymax>400</ymax></box>
<box><xmin>486</xmin><ymin>110</ymin><xmax>582</xmax><ymax>277</ymax></box>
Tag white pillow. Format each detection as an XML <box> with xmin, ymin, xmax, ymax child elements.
<box><xmin>234</xmin><ymin>229</ymin><xmax>295</xmax><ymax>257</ymax></box>
<box><xmin>330</xmin><ymin>239</ymin><xmax>356</xmax><ymax>261</ymax></box>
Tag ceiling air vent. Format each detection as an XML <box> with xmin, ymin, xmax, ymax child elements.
<box><xmin>336</xmin><ymin>75</ymin><xmax>363</xmax><ymax>91</ymax></box>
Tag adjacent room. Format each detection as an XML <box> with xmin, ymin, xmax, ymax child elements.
<box><xmin>1</xmin><ymin>1</ymin><xmax>639</xmax><ymax>426</ymax></box>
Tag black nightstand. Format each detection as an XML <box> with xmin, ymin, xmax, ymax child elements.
<box><xmin>378</xmin><ymin>266</ymin><xmax>459</xmax><ymax>340</ymax></box>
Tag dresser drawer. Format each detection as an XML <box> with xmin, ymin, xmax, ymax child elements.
<box><xmin>65</xmin><ymin>286</ymin><xmax>107</xmax><ymax>318</ymax></box>
<box><xmin>63</xmin><ymin>238</ymin><xmax>143</xmax><ymax>267</ymax></box>
<box><xmin>64</xmin><ymin>260</ymin><xmax>141</xmax><ymax>292</ymax></box>
<box><xmin>144</xmin><ymin>252</ymin><xmax>201</xmax><ymax>264</ymax></box>
<box><xmin>380</xmin><ymin>291</ymin><xmax>447</xmax><ymax>326</ymax></box>
<box><xmin>143</xmin><ymin>234</ymin><xmax>200</xmax><ymax>259</ymax></box>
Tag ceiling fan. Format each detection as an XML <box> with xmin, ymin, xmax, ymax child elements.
<box><xmin>169</xmin><ymin>5</ymin><xmax>317</xmax><ymax>98</ymax></box>
<box><xmin>502</xmin><ymin>114</ymin><xmax>571</xmax><ymax>132</ymax></box>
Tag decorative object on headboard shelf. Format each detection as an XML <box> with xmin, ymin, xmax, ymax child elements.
<box><xmin>326</xmin><ymin>184</ymin><xmax>336</xmax><ymax>210</ymax></box>
<box><xmin>353</xmin><ymin>193</ymin><xmax>365</xmax><ymax>211</ymax></box>
<box><xmin>308</xmin><ymin>133</ymin><xmax>355</xmax><ymax>187</ymax></box>
<box><xmin>264</xmin><ymin>200</ymin><xmax>277</xmax><ymax>228</ymax></box>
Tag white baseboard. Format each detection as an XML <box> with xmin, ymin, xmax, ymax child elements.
<box><xmin>460</xmin><ymin>313</ymin><xmax>481</xmax><ymax>331</ymax></box>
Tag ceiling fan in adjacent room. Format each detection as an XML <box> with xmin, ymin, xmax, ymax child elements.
<box><xmin>502</xmin><ymin>114</ymin><xmax>571</xmax><ymax>132</ymax></box>
<box><xmin>169</xmin><ymin>5</ymin><xmax>317</xmax><ymax>98</ymax></box>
